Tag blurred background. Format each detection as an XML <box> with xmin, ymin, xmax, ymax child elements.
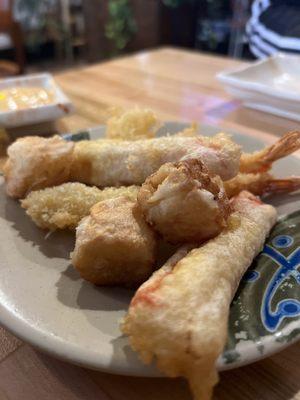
<box><xmin>0</xmin><ymin>0</ymin><xmax>254</xmax><ymax>77</ymax></box>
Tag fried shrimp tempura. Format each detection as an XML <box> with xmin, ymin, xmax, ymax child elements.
<box><xmin>22</xmin><ymin>171</ymin><xmax>299</xmax><ymax>233</ymax></box>
<box><xmin>240</xmin><ymin>130</ymin><xmax>300</xmax><ymax>174</ymax></box>
<box><xmin>71</xmin><ymin>196</ymin><xmax>157</xmax><ymax>287</ymax></box>
<box><xmin>21</xmin><ymin>183</ymin><xmax>139</xmax><ymax>230</ymax></box>
<box><xmin>105</xmin><ymin>107</ymin><xmax>160</xmax><ymax>140</ymax></box>
<box><xmin>4</xmin><ymin>127</ymin><xmax>300</xmax><ymax>199</ymax></box>
<box><xmin>123</xmin><ymin>191</ymin><xmax>277</xmax><ymax>400</ymax></box>
<box><xmin>3</xmin><ymin>136</ymin><xmax>74</xmax><ymax>199</ymax></box>
<box><xmin>224</xmin><ymin>173</ymin><xmax>300</xmax><ymax>198</ymax></box>
<box><xmin>4</xmin><ymin>132</ymin><xmax>240</xmax><ymax>196</ymax></box>
<box><xmin>70</xmin><ymin>133</ymin><xmax>241</xmax><ymax>186</ymax></box>
<box><xmin>138</xmin><ymin>159</ymin><xmax>230</xmax><ymax>244</ymax></box>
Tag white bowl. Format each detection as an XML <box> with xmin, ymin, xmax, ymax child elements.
<box><xmin>217</xmin><ymin>53</ymin><xmax>300</xmax><ymax>122</ymax></box>
<box><xmin>0</xmin><ymin>73</ymin><xmax>74</xmax><ymax>128</ymax></box>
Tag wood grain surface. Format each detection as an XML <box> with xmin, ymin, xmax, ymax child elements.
<box><xmin>0</xmin><ymin>47</ymin><xmax>299</xmax><ymax>400</ymax></box>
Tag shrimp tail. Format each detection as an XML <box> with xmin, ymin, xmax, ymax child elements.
<box><xmin>262</xmin><ymin>176</ymin><xmax>300</xmax><ymax>197</ymax></box>
<box><xmin>240</xmin><ymin>130</ymin><xmax>300</xmax><ymax>173</ymax></box>
<box><xmin>224</xmin><ymin>172</ymin><xmax>300</xmax><ymax>198</ymax></box>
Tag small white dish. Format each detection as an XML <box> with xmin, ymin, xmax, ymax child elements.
<box><xmin>0</xmin><ymin>73</ymin><xmax>74</xmax><ymax>128</ymax></box>
<box><xmin>217</xmin><ymin>53</ymin><xmax>300</xmax><ymax>121</ymax></box>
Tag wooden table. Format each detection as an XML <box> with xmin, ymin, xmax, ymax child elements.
<box><xmin>1</xmin><ymin>48</ymin><xmax>299</xmax><ymax>400</ymax></box>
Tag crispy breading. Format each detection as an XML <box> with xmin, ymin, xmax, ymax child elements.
<box><xmin>3</xmin><ymin>136</ymin><xmax>74</xmax><ymax>199</ymax></box>
<box><xmin>123</xmin><ymin>191</ymin><xmax>277</xmax><ymax>400</ymax></box>
<box><xmin>4</xmin><ymin>127</ymin><xmax>300</xmax><ymax>200</ymax></box>
<box><xmin>105</xmin><ymin>107</ymin><xmax>160</xmax><ymax>140</ymax></box>
<box><xmin>70</xmin><ymin>133</ymin><xmax>241</xmax><ymax>187</ymax></box>
<box><xmin>21</xmin><ymin>183</ymin><xmax>139</xmax><ymax>230</ymax></box>
<box><xmin>4</xmin><ymin>131</ymin><xmax>241</xmax><ymax>197</ymax></box>
<box><xmin>138</xmin><ymin>159</ymin><xmax>230</xmax><ymax>243</ymax></box>
<box><xmin>71</xmin><ymin>196</ymin><xmax>157</xmax><ymax>287</ymax></box>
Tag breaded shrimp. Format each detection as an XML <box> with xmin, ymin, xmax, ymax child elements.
<box><xmin>224</xmin><ymin>173</ymin><xmax>300</xmax><ymax>198</ymax></box>
<box><xmin>70</xmin><ymin>133</ymin><xmax>241</xmax><ymax>186</ymax></box>
<box><xmin>105</xmin><ymin>107</ymin><xmax>160</xmax><ymax>140</ymax></box>
<box><xmin>138</xmin><ymin>159</ymin><xmax>230</xmax><ymax>244</ymax></box>
<box><xmin>123</xmin><ymin>191</ymin><xmax>277</xmax><ymax>400</ymax></box>
<box><xmin>21</xmin><ymin>182</ymin><xmax>139</xmax><ymax>230</ymax></box>
<box><xmin>3</xmin><ymin>132</ymin><xmax>241</xmax><ymax>195</ymax></box>
<box><xmin>3</xmin><ymin>136</ymin><xmax>74</xmax><ymax>199</ymax></box>
<box><xmin>240</xmin><ymin>130</ymin><xmax>300</xmax><ymax>173</ymax></box>
<box><xmin>71</xmin><ymin>196</ymin><xmax>157</xmax><ymax>287</ymax></box>
<box><xmin>23</xmin><ymin>171</ymin><xmax>298</xmax><ymax>233</ymax></box>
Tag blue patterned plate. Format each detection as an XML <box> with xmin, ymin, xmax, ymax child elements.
<box><xmin>222</xmin><ymin>210</ymin><xmax>300</xmax><ymax>369</ymax></box>
<box><xmin>0</xmin><ymin>122</ymin><xmax>299</xmax><ymax>376</ymax></box>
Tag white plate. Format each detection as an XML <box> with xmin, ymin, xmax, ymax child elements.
<box><xmin>0</xmin><ymin>73</ymin><xmax>74</xmax><ymax>128</ymax></box>
<box><xmin>217</xmin><ymin>53</ymin><xmax>300</xmax><ymax>121</ymax></box>
<box><xmin>0</xmin><ymin>123</ymin><xmax>299</xmax><ymax>376</ymax></box>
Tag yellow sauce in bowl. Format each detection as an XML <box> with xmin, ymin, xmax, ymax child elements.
<box><xmin>0</xmin><ymin>87</ymin><xmax>55</xmax><ymax>112</ymax></box>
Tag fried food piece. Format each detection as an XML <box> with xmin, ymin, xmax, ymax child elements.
<box><xmin>3</xmin><ymin>132</ymin><xmax>240</xmax><ymax>196</ymax></box>
<box><xmin>138</xmin><ymin>159</ymin><xmax>230</xmax><ymax>244</ymax></box>
<box><xmin>21</xmin><ymin>182</ymin><xmax>139</xmax><ymax>230</ymax></box>
<box><xmin>3</xmin><ymin>136</ymin><xmax>74</xmax><ymax>199</ymax></box>
<box><xmin>240</xmin><ymin>130</ymin><xmax>300</xmax><ymax>173</ymax></box>
<box><xmin>105</xmin><ymin>107</ymin><xmax>160</xmax><ymax>140</ymax></box>
<box><xmin>123</xmin><ymin>191</ymin><xmax>277</xmax><ymax>400</ymax></box>
<box><xmin>71</xmin><ymin>196</ymin><xmax>157</xmax><ymax>287</ymax></box>
<box><xmin>224</xmin><ymin>172</ymin><xmax>300</xmax><ymax>198</ymax></box>
<box><xmin>70</xmin><ymin>133</ymin><xmax>241</xmax><ymax>186</ymax></box>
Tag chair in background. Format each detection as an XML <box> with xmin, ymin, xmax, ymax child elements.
<box><xmin>0</xmin><ymin>0</ymin><xmax>25</xmax><ymax>77</ymax></box>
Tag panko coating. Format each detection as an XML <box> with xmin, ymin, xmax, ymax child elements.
<box><xmin>105</xmin><ymin>107</ymin><xmax>160</xmax><ymax>140</ymax></box>
<box><xmin>21</xmin><ymin>182</ymin><xmax>139</xmax><ymax>230</ymax></box>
